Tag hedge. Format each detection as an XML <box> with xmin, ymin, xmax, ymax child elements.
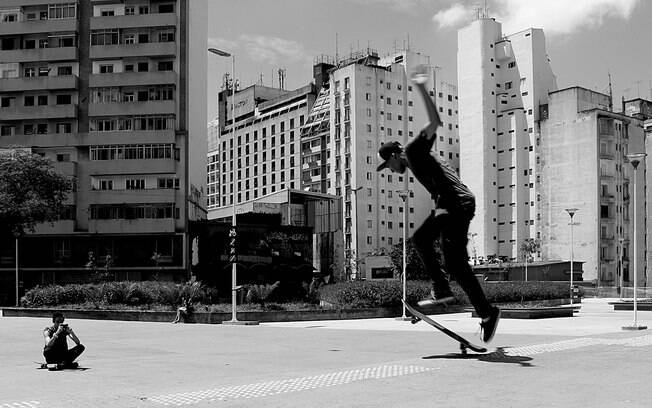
<box><xmin>318</xmin><ymin>280</ymin><xmax>582</xmax><ymax>308</ymax></box>
<box><xmin>21</xmin><ymin>280</ymin><xmax>212</xmax><ymax>309</ymax></box>
<box><xmin>20</xmin><ymin>279</ymin><xmax>582</xmax><ymax>310</ymax></box>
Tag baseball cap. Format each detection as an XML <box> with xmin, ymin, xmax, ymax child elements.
<box><xmin>376</xmin><ymin>141</ymin><xmax>402</xmax><ymax>171</ymax></box>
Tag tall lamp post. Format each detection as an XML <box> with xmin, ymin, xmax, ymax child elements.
<box><xmin>623</xmin><ymin>153</ymin><xmax>647</xmax><ymax>331</ymax></box>
<box><xmin>351</xmin><ymin>186</ymin><xmax>363</xmax><ymax>280</ymax></box>
<box><xmin>396</xmin><ymin>190</ymin><xmax>411</xmax><ymax>321</ymax></box>
<box><xmin>208</xmin><ymin>48</ymin><xmax>257</xmax><ymax>325</ymax></box>
<box><xmin>565</xmin><ymin>208</ymin><xmax>578</xmax><ymax>306</ymax></box>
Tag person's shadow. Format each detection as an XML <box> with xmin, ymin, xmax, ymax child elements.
<box><xmin>422</xmin><ymin>347</ymin><xmax>534</xmax><ymax>367</ymax></box>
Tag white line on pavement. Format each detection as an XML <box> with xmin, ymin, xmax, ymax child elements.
<box><xmin>144</xmin><ymin>364</ymin><xmax>439</xmax><ymax>406</ymax></box>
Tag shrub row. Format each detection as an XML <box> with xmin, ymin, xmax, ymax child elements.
<box><xmin>21</xmin><ymin>280</ymin><xmax>212</xmax><ymax>309</ymax></box>
<box><xmin>318</xmin><ymin>280</ymin><xmax>582</xmax><ymax>308</ymax></box>
<box><xmin>21</xmin><ymin>279</ymin><xmax>581</xmax><ymax>310</ymax></box>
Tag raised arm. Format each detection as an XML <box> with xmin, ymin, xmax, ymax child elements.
<box><xmin>67</xmin><ymin>327</ymin><xmax>81</xmax><ymax>346</ymax></box>
<box><xmin>411</xmin><ymin>65</ymin><xmax>442</xmax><ymax>141</ymax></box>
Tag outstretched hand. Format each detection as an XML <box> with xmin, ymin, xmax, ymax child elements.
<box><xmin>411</xmin><ymin>64</ymin><xmax>429</xmax><ymax>84</ymax></box>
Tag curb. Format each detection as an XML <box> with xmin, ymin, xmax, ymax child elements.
<box><xmin>0</xmin><ymin>305</ymin><xmax>464</xmax><ymax>324</ymax></box>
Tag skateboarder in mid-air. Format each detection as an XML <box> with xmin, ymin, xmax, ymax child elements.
<box><xmin>376</xmin><ymin>65</ymin><xmax>500</xmax><ymax>343</ymax></box>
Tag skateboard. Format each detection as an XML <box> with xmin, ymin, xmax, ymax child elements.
<box><xmin>402</xmin><ymin>300</ymin><xmax>487</xmax><ymax>355</ymax></box>
<box><xmin>35</xmin><ymin>362</ymin><xmax>83</xmax><ymax>371</ymax></box>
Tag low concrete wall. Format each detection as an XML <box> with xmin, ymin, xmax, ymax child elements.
<box><xmin>609</xmin><ymin>302</ymin><xmax>652</xmax><ymax>311</ymax></box>
<box><xmin>3</xmin><ymin>306</ymin><xmax>449</xmax><ymax>324</ymax></box>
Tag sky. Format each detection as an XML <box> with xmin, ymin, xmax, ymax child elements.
<box><xmin>206</xmin><ymin>0</ymin><xmax>651</xmax><ymax>120</ymax></box>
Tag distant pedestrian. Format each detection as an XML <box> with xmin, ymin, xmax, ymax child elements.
<box><xmin>376</xmin><ymin>64</ymin><xmax>500</xmax><ymax>343</ymax></box>
<box><xmin>43</xmin><ymin>312</ymin><xmax>85</xmax><ymax>370</ymax></box>
<box><xmin>172</xmin><ymin>297</ymin><xmax>194</xmax><ymax>324</ymax></box>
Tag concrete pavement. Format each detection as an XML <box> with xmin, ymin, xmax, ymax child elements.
<box><xmin>1</xmin><ymin>298</ymin><xmax>651</xmax><ymax>408</ymax></box>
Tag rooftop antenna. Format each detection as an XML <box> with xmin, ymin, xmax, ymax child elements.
<box><xmin>258</xmin><ymin>73</ymin><xmax>264</xmax><ymax>86</ymax></box>
<box><xmin>278</xmin><ymin>68</ymin><xmax>286</xmax><ymax>90</ymax></box>
<box><xmin>608</xmin><ymin>71</ymin><xmax>613</xmax><ymax>111</ymax></box>
<box><xmin>335</xmin><ymin>33</ymin><xmax>339</xmax><ymax>65</ymax></box>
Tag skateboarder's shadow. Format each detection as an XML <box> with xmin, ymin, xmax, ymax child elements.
<box><xmin>422</xmin><ymin>347</ymin><xmax>534</xmax><ymax>367</ymax></box>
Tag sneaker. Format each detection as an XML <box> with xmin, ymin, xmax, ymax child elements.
<box><xmin>417</xmin><ymin>289</ymin><xmax>455</xmax><ymax>307</ymax></box>
<box><xmin>480</xmin><ymin>306</ymin><xmax>501</xmax><ymax>343</ymax></box>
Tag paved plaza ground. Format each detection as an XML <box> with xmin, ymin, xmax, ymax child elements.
<box><xmin>1</xmin><ymin>298</ymin><xmax>651</xmax><ymax>408</ymax></box>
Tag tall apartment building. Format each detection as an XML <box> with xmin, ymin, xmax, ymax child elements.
<box><xmin>315</xmin><ymin>49</ymin><xmax>459</xmax><ymax>273</ymax></box>
<box><xmin>539</xmin><ymin>87</ymin><xmax>645</xmax><ymax>284</ymax></box>
<box><xmin>0</xmin><ymin>0</ymin><xmax>207</xmax><ymax>287</ymax></box>
<box><xmin>458</xmin><ymin>17</ymin><xmax>557</xmax><ymax>263</ymax></box>
<box><xmin>209</xmin><ymin>83</ymin><xmax>317</xmax><ymax>210</ymax></box>
<box><xmin>207</xmin><ymin>117</ymin><xmax>219</xmax><ymax>208</ymax></box>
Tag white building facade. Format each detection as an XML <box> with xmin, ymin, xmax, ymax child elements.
<box><xmin>458</xmin><ymin>17</ymin><xmax>557</xmax><ymax>263</ymax></box>
<box><xmin>326</xmin><ymin>50</ymin><xmax>459</xmax><ymax>271</ymax></box>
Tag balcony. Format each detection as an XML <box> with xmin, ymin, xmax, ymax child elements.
<box><xmin>89</xmin><ymin>71</ymin><xmax>176</xmax><ymax>87</ymax></box>
<box><xmin>83</xmin><ymin>129</ymin><xmax>175</xmax><ymax>145</ymax></box>
<box><xmin>90</xmin><ymin>13</ymin><xmax>176</xmax><ymax>30</ymax></box>
<box><xmin>88</xmin><ymin>189</ymin><xmax>177</xmax><ymax>205</ymax></box>
<box><xmin>0</xmin><ymin>75</ymin><xmax>78</xmax><ymax>92</ymax></box>
<box><xmin>3</xmin><ymin>0</ymin><xmax>75</xmax><ymax>6</ymax></box>
<box><xmin>88</xmin><ymin>100</ymin><xmax>176</xmax><ymax>117</ymax></box>
<box><xmin>88</xmin><ymin>218</ymin><xmax>175</xmax><ymax>234</ymax></box>
<box><xmin>52</xmin><ymin>160</ymin><xmax>78</xmax><ymax>177</ymax></box>
<box><xmin>31</xmin><ymin>220</ymin><xmax>76</xmax><ymax>235</ymax></box>
<box><xmin>0</xmin><ymin>18</ymin><xmax>78</xmax><ymax>36</ymax></box>
<box><xmin>0</xmin><ymin>132</ymin><xmax>81</xmax><ymax>148</ymax></box>
<box><xmin>88</xmin><ymin>158</ymin><xmax>177</xmax><ymax>175</ymax></box>
<box><xmin>0</xmin><ymin>104</ymin><xmax>77</xmax><ymax>121</ymax></box>
<box><xmin>90</xmin><ymin>42</ymin><xmax>176</xmax><ymax>59</ymax></box>
<box><xmin>0</xmin><ymin>47</ymin><xmax>77</xmax><ymax>63</ymax></box>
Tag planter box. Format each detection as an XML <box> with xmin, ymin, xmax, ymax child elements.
<box><xmin>609</xmin><ymin>302</ymin><xmax>652</xmax><ymax>311</ymax></box>
<box><xmin>471</xmin><ymin>306</ymin><xmax>578</xmax><ymax>319</ymax></box>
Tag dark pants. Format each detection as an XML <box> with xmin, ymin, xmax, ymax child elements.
<box><xmin>412</xmin><ymin>212</ymin><xmax>492</xmax><ymax>318</ymax></box>
<box><xmin>43</xmin><ymin>344</ymin><xmax>85</xmax><ymax>365</ymax></box>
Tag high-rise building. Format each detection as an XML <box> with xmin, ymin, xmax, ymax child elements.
<box><xmin>207</xmin><ymin>117</ymin><xmax>220</xmax><ymax>208</ymax></box>
<box><xmin>315</xmin><ymin>49</ymin><xmax>459</xmax><ymax>277</ymax></box>
<box><xmin>209</xmin><ymin>83</ymin><xmax>317</xmax><ymax>210</ymax></box>
<box><xmin>539</xmin><ymin>87</ymin><xmax>645</xmax><ymax>285</ymax></box>
<box><xmin>0</xmin><ymin>0</ymin><xmax>207</xmax><ymax>285</ymax></box>
<box><xmin>458</xmin><ymin>17</ymin><xmax>557</xmax><ymax>263</ymax></box>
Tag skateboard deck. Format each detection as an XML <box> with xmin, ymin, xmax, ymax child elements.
<box><xmin>35</xmin><ymin>362</ymin><xmax>85</xmax><ymax>370</ymax></box>
<box><xmin>402</xmin><ymin>300</ymin><xmax>487</xmax><ymax>354</ymax></box>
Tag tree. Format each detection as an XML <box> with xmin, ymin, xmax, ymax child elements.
<box><xmin>389</xmin><ymin>238</ymin><xmax>437</xmax><ymax>281</ymax></box>
<box><xmin>519</xmin><ymin>238</ymin><xmax>541</xmax><ymax>281</ymax></box>
<box><xmin>1</xmin><ymin>150</ymin><xmax>73</xmax><ymax>305</ymax></box>
<box><xmin>0</xmin><ymin>150</ymin><xmax>73</xmax><ymax>237</ymax></box>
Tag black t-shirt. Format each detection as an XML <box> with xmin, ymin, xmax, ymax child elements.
<box><xmin>44</xmin><ymin>325</ymin><xmax>68</xmax><ymax>352</ymax></box>
<box><xmin>404</xmin><ymin>130</ymin><xmax>475</xmax><ymax>215</ymax></box>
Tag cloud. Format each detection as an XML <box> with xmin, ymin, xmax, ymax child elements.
<box><xmin>345</xmin><ymin>0</ymin><xmax>430</xmax><ymax>14</ymax></box>
<box><xmin>239</xmin><ymin>35</ymin><xmax>311</xmax><ymax>65</ymax></box>
<box><xmin>431</xmin><ymin>0</ymin><xmax>640</xmax><ymax>35</ymax></box>
<box><xmin>494</xmin><ymin>0</ymin><xmax>640</xmax><ymax>35</ymax></box>
<box><xmin>210</xmin><ymin>35</ymin><xmax>311</xmax><ymax>66</ymax></box>
<box><xmin>432</xmin><ymin>3</ymin><xmax>472</xmax><ymax>29</ymax></box>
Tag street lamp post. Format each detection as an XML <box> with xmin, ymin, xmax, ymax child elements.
<box><xmin>396</xmin><ymin>190</ymin><xmax>411</xmax><ymax>321</ymax></box>
<box><xmin>618</xmin><ymin>237</ymin><xmax>624</xmax><ymax>299</ymax></box>
<box><xmin>565</xmin><ymin>208</ymin><xmax>578</xmax><ymax>306</ymax></box>
<box><xmin>623</xmin><ymin>153</ymin><xmax>647</xmax><ymax>331</ymax></box>
<box><xmin>351</xmin><ymin>186</ymin><xmax>363</xmax><ymax>281</ymax></box>
<box><xmin>208</xmin><ymin>48</ymin><xmax>257</xmax><ymax>326</ymax></box>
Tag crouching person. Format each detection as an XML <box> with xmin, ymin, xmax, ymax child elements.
<box><xmin>43</xmin><ymin>312</ymin><xmax>85</xmax><ymax>370</ymax></box>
